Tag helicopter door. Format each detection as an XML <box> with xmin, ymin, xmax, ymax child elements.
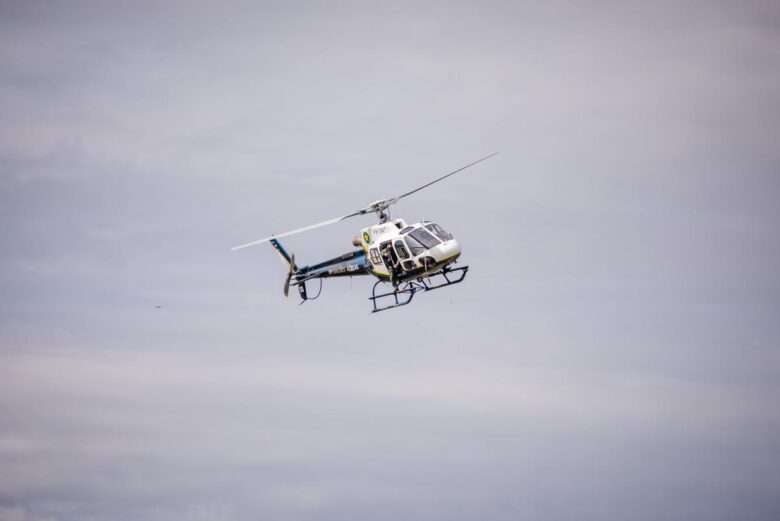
<box><xmin>393</xmin><ymin>240</ymin><xmax>414</xmax><ymax>272</ymax></box>
<box><xmin>379</xmin><ymin>241</ymin><xmax>396</xmax><ymax>268</ymax></box>
<box><xmin>394</xmin><ymin>240</ymin><xmax>410</xmax><ymax>260</ymax></box>
<box><xmin>380</xmin><ymin>241</ymin><xmax>406</xmax><ymax>281</ymax></box>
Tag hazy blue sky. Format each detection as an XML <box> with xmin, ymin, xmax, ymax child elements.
<box><xmin>1</xmin><ymin>1</ymin><xmax>779</xmax><ymax>520</ymax></box>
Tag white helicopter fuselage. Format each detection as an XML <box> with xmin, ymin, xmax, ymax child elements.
<box><xmin>357</xmin><ymin>218</ymin><xmax>462</xmax><ymax>280</ymax></box>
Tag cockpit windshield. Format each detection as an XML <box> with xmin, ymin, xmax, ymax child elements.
<box><xmin>425</xmin><ymin>223</ymin><xmax>453</xmax><ymax>241</ymax></box>
<box><xmin>405</xmin><ymin>235</ymin><xmax>425</xmax><ymax>256</ymax></box>
<box><xmin>409</xmin><ymin>228</ymin><xmax>440</xmax><ymax>250</ymax></box>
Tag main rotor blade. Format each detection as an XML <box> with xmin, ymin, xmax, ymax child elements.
<box><xmin>231</xmin><ymin>153</ymin><xmax>497</xmax><ymax>251</ymax></box>
<box><xmin>231</xmin><ymin>210</ymin><xmax>366</xmax><ymax>251</ymax></box>
<box><xmin>389</xmin><ymin>152</ymin><xmax>499</xmax><ymax>205</ymax></box>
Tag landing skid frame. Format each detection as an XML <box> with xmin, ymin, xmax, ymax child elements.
<box><xmin>368</xmin><ymin>265</ymin><xmax>469</xmax><ymax>313</ymax></box>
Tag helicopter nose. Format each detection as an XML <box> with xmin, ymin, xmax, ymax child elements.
<box><xmin>449</xmin><ymin>238</ymin><xmax>461</xmax><ymax>256</ymax></box>
<box><xmin>437</xmin><ymin>238</ymin><xmax>461</xmax><ymax>260</ymax></box>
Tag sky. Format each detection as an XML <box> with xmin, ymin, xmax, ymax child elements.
<box><xmin>1</xmin><ymin>1</ymin><xmax>779</xmax><ymax>520</ymax></box>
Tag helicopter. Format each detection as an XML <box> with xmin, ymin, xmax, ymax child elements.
<box><xmin>232</xmin><ymin>152</ymin><xmax>498</xmax><ymax>312</ymax></box>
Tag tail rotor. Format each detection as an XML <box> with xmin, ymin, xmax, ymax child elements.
<box><xmin>283</xmin><ymin>254</ymin><xmax>295</xmax><ymax>297</ymax></box>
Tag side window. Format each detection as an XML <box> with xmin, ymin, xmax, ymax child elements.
<box><xmin>394</xmin><ymin>240</ymin><xmax>410</xmax><ymax>259</ymax></box>
<box><xmin>369</xmin><ymin>248</ymin><xmax>382</xmax><ymax>265</ymax></box>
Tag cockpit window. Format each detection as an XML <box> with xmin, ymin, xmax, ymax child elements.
<box><xmin>425</xmin><ymin>223</ymin><xmax>453</xmax><ymax>241</ymax></box>
<box><xmin>409</xmin><ymin>228</ymin><xmax>440</xmax><ymax>249</ymax></box>
<box><xmin>394</xmin><ymin>240</ymin><xmax>410</xmax><ymax>259</ymax></box>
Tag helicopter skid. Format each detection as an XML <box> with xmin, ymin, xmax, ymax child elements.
<box><xmin>369</xmin><ymin>265</ymin><xmax>469</xmax><ymax>313</ymax></box>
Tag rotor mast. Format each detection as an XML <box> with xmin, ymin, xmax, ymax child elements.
<box><xmin>367</xmin><ymin>200</ymin><xmax>392</xmax><ymax>223</ymax></box>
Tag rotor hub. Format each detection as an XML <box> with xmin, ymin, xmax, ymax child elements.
<box><xmin>366</xmin><ymin>199</ymin><xmax>392</xmax><ymax>223</ymax></box>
